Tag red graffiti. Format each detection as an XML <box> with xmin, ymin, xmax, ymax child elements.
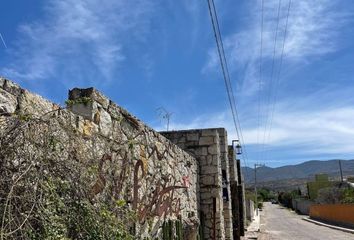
<box><xmin>90</xmin><ymin>147</ymin><xmax>188</xmax><ymax>223</ymax></box>
<box><xmin>133</xmin><ymin>159</ymin><xmax>187</xmax><ymax>223</ymax></box>
<box><xmin>182</xmin><ymin>175</ymin><xmax>190</xmax><ymax>188</ymax></box>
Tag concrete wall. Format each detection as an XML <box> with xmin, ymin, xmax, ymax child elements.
<box><xmin>245</xmin><ymin>200</ymin><xmax>255</xmax><ymax>221</ymax></box>
<box><xmin>0</xmin><ymin>78</ymin><xmax>199</xmax><ymax>239</ymax></box>
<box><xmin>292</xmin><ymin>199</ymin><xmax>314</xmax><ymax>215</ymax></box>
<box><xmin>310</xmin><ymin>204</ymin><xmax>354</xmax><ymax>229</ymax></box>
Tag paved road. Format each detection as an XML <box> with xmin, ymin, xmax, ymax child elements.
<box><xmin>256</xmin><ymin>202</ymin><xmax>354</xmax><ymax>240</ymax></box>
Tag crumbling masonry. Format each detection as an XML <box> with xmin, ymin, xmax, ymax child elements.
<box><xmin>0</xmin><ymin>77</ymin><xmax>246</xmax><ymax>240</ymax></box>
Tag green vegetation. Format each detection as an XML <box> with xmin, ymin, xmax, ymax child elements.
<box><xmin>342</xmin><ymin>188</ymin><xmax>354</xmax><ymax>203</ymax></box>
<box><xmin>316</xmin><ymin>186</ymin><xmax>354</xmax><ymax>204</ymax></box>
<box><xmin>246</xmin><ymin>188</ymin><xmax>277</xmax><ymax>209</ymax></box>
<box><xmin>278</xmin><ymin>189</ymin><xmax>301</xmax><ymax>208</ymax></box>
<box><xmin>0</xmin><ymin>117</ymin><xmax>135</xmax><ymax>240</ymax></box>
<box><xmin>65</xmin><ymin>97</ymin><xmax>92</xmax><ymax>107</ymax></box>
<box><xmin>1</xmin><ymin>175</ymin><xmax>135</xmax><ymax>240</ymax></box>
<box><xmin>18</xmin><ymin>113</ymin><xmax>33</xmax><ymax>121</ymax></box>
<box><xmin>162</xmin><ymin>219</ymin><xmax>183</xmax><ymax>240</ymax></box>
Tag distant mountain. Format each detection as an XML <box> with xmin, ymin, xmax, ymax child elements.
<box><xmin>242</xmin><ymin>159</ymin><xmax>354</xmax><ymax>184</ymax></box>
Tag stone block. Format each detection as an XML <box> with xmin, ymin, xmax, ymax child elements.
<box><xmin>199</xmin><ymin>136</ymin><xmax>214</xmax><ymax>145</ymax></box>
<box><xmin>0</xmin><ymin>77</ymin><xmax>4</xmax><ymax>88</ymax></box>
<box><xmin>201</xmin><ymin>129</ymin><xmax>217</xmax><ymax>137</ymax></box>
<box><xmin>99</xmin><ymin>108</ymin><xmax>112</xmax><ymax>137</ymax></box>
<box><xmin>195</xmin><ymin>147</ymin><xmax>208</xmax><ymax>156</ymax></box>
<box><xmin>200</xmin><ymin>175</ymin><xmax>215</xmax><ymax>185</ymax></box>
<box><xmin>186</xmin><ymin>132</ymin><xmax>199</xmax><ymax>141</ymax></box>
<box><xmin>0</xmin><ymin>88</ymin><xmax>17</xmax><ymax>114</ymax></box>
<box><xmin>69</xmin><ymin>102</ymin><xmax>94</xmax><ymax>120</ymax></box>
<box><xmin>201</xmin><ymin>165</ymin><xmax>218</xmax><ymax>174</ymax></box>
<box><xmin>93</xmin><ymin>91</ymin><xmax>110</xmax><ymax>109</ymax></box>
<box><xmin>69</xmin><ymin>87</ymin><xmax>110</xmax><ymax>109</ymax></box>
<box><xmin>2</xmin><ymin>79</ymin><xmax>22</xmax><ymax>96</ymax></box>
<box><xmin>206</xmin><ymin>155</ymin><xmax>213</xmax><ymax>165</ymax></box>
<box><xmin>17</xmin><ymin>90</ymin><xmax>55</xmax><ymax>116</ymax></box>
<box><xmin>216</xmin><ymin>128</ymin><xmax>226</xmax><ymax>136</ymax></box>
<box><xmin>208</xmin><ymin>145</ymin><xmax>219</xmax><ymax>155</ymax></box>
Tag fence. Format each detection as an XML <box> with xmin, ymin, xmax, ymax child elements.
<box><xmin>310</xmin><ymin>204</ymin><xmax>354</xmax><ymax>228</ymax></box>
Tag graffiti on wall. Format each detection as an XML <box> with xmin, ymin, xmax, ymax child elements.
<box><xmin>90</xmin><ymin>140</ymin><xmax>189</xmax><ymax>223</ymax></box>
<box><xmin>133</xmin><ymin>158</ymin><xmax>187</xmax><ymax>222</ymax></box>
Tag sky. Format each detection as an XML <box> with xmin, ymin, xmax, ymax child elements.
<box><xmin>1</xmin><ymin>0</ymin><xmax>354</xmax><ymax>168</ymax></box>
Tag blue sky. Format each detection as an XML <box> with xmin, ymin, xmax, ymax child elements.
<box><xmin>1</xmin><ymin>0</ymin><xmax>354</xmax><ymax>168</ymax></box>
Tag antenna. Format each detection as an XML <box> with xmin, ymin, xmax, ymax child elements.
<box><xmin>156</xmin><ymin>107</ymin><xmax>173</xmax><ymax>131</ymax></box>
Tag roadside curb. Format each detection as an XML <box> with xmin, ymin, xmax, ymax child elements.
<box><xmin>302</xmin><ymin>217</ymin><xmax>354</xmax><ymax>234</ymax></box>
<box><xmin>246</xmin><ymin>211</ymin><xmax>260</xmax><ymax>232</ymax></box>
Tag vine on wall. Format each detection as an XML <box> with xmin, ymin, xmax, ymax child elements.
<box><xmin>0</xmin><ymin>104</ymin><xmax>192</xmax><ymax>239</ymax></box>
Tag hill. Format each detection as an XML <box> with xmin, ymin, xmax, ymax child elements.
<box><xmin>242</xmin><ymin>159</ymin><xmax>354</xmax><ymax>185</ymax></box>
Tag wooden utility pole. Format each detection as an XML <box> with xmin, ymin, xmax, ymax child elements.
<box><xmin>339</xmin><ymin>160</ymin><xmax>344</xmax><ymax>182</ymax></box>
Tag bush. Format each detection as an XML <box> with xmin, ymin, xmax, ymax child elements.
<box><xmin>341</xmin><ymin>188</ymin><xmax>354</xmax><ymax>204</ymax></box>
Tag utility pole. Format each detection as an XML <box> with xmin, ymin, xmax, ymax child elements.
<box><xmin>339</xmin><ymin>160</ymin><xmax>344</xmax><ymax>183</ymax></box>
<box><xmin>254</xmin><ymin>163</ymin><xmax>265</xmax><ymax>215</ymax></box>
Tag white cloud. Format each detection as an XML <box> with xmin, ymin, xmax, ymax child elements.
<box><xmin>203</xmin><ymin>0</ymin><xmax>353</xmax><ymax>94</ymax></box>
<box><xmin>1</xmin><ymin>0</ymin><xmax>154</xmax><ymax>85</ymax></box>
<box><xmin>161</xmin><ymin>88</ymin><xmax>354</xmax><ymax>158</ymax></box>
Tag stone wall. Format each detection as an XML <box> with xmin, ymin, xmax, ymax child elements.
<box><xmin>217</xmin><ymin>129</ymin><xmax>233</xmax><ymax>240</ymax></box>
<box><xmin>161</xmin><ymin>129</ymin><xmax>235</xmax><ymax>240</ymax></box>
<box><xmin>228</xmin><ymin>146</ymin><xmax>248</xmax><ymax>239</ymax></box>
<box><xmin>245</xmin><ymin>199</ymin><xmax>255</xmax><ymax>221</ymax></box>
<box><xmin>1</xmin><ymin>77</ymin><xmax>248</xmax><ymax>240</ymax></box>
<box><xmin>0</xmin><ymin>78</ymin><xmax>199</xmax><ymax>239</ymax></box>
<box><xmin>292</xmin><ymin>199</ymin><xmax>314</xmax><ymax>215</ymax></box>
<box><xmin>0</xmin><ymin>78</ymin><xmax>59</xmax><ymax>116</ymax></box>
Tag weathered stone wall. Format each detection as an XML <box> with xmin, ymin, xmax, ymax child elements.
<box><xmin>161</xmin><ymin>129</ymin><xmax>230</xmax><ymax>240</ymax></box>
<box><xmin>217</xmin><ymin>129</ymin><xmax>233</xmax><ymax>240</ymax></box>
<box><xmin>228</xmin><ymin>146</ymin><xmax>238</xmax><ymax>184</ymax></box>
<box><xmin>0</xmin><ymin>77</ymin><xmax>199</xmax><ymax>239</ymax></box>
<box><xmin>0</xmin><ymin>78</ymin><xmax>59</xmax><ymax>116</ymax></box>
<box><xmin>245</xmin><ymin>199</ymin><xmax>255</xmax><ymax>221</ymax></box>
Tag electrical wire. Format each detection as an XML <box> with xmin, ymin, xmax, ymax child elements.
<box><xmin>260</xmin><ymin>0</ymin><xmax>282</xmax><ymax>164</ymax></box>
<box><xmin>264</xmin><ymin>0</ymin><xmax>292</xmax><ymax>162</ymax></box>
<box><xmin>257</xmin><ymin>0</ymin><xmax>265</xmax><ymax>163</ymax></box>
<box><xmin>206</xmin><ymin>0</ymin><xmax>251</xmax><ymax>174</ymax></box>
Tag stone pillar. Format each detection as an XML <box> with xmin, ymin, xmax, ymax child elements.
<box><xmin>228</xmin><ymin>146</ymin><xmax>240</xmax><ymax>240</ymax></box>
<box><xmin>161</xmin><ymin>129</ymin><xmax>226</xmax><ymax>240</ymax></box>
<box><xmin>67</xmin><ymin>87</ymin><xmax>113</xmax><ymax>137</ymax></box>
<box><xmin>236</xmin><ymin>159</ymin><xmax>246</xmax><ymax>236</ymax></box>
<box><xmin>217</xmin><ymin>130</ymin><xmax>233</xmax><ymax>240</ymax></box>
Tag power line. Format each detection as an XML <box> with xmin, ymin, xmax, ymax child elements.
<box><xmin>264</xmin><ymin>0</ymin><xmax>292</xmax><ymax>162</ymax></box>
<box><xmin>257</xmin><ymin>0</ymin><xmax>265</xmax><ymax>163</ymax></box>
<box><xmin>260</xmin><ymin>0</ymin><xmax>283</xmax><ymax>163</ymax></box>
<box><xmin>206</xmin><ymin>0</ymin><xmax>250</xmax><ymax>172</ymax></box>
<box><xmin>210</xmin><ymin>0</ymin><xmax>251</xmax><ymax>166</ymax></box>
